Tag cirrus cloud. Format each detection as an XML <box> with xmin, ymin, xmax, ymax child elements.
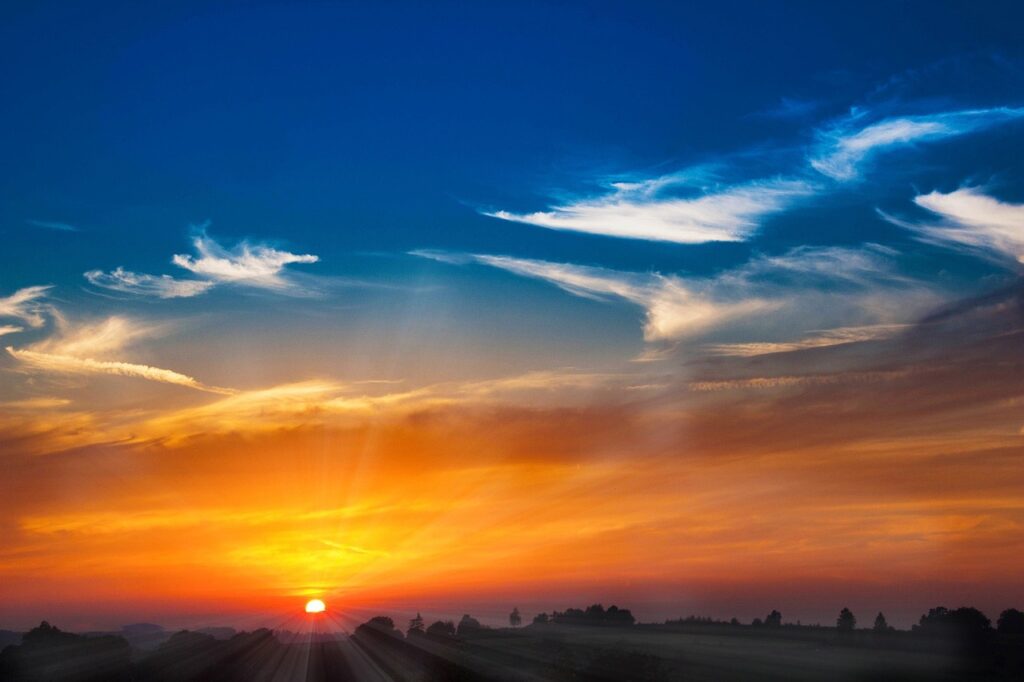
<box><xmin>84</xmin><ymin>229</ymin><xmax>320</xmax><ymax>299</ymax></box>
<box><xmin>5</xmin><ymin>315</ymin><xmax>234</xmax><ymax>394</ymax></box>
<box><xmin>85</xmin><ymin>267</ymin><xmax>215</xmax><ymax>299</ymax></box>
<box><xmin>414</xmin><ymin>244</ymin><xmax>933</xmax><ymax>355</ymax></box>
<box><xmin>903</xmin><ymin>187</ymin><xmax>1024</xmax><ymax>266</ymax></box>
<box><xmin>5</xmin><ymin>347</ymin><xmax>234</xmax><ymax>395</ymax></box>
<box><xmin>0</xmin><ymin>285</ymin><xmax>52</xmax><ymax>328</ymax></box>
<box><xmin>171</xmin><ymin>232</ymin><xmax>319</xmax><ymax>290</ymax></box>
<box><xmin>810</xmin><ymin>107</ymin><xmax>1024</xmax><ymax>181</ymax></box>
<box><xmin>485</xmin><ymin>177</ymin><xmax>814</xmax><ymax>244</ymax></box>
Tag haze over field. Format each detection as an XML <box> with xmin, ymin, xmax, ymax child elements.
<box><xmin>1</xmin><ymin>0</ymin><xmax>1023</xmax><ymax>637</ymax></box>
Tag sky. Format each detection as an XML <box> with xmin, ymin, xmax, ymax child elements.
<box><xmin>1</xmin><ymin>1</ymin><xmax>1023</xmax><ymax>631</ymax></box>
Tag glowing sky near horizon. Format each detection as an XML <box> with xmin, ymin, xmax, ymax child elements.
<box><xmin>1</xmin><ymin>1</ymin><xmax>1023</xmax><ymax>631</ymax></box>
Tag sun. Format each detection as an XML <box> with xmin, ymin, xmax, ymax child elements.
<box><xmin>305</xmin><ymin>598</ymin><xmax>326</xmax><ymax>614</ymax></box>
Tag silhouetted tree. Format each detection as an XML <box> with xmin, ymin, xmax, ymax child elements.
<box><xmin>551</xmin><ymin>604</ymin><xmax>635</xmax><ymax>627</ymax></box>
<box><xmin>457</xmin><ymin>614</ymin><xmax>482</xmax><ymax>636</ymax></box>
<box><xmin>533</xmin><ymin>612</ymin><xmax>549</xmax><ymax>625</ymax></box>
<box><xmin>765</xmin><ymin>610</ymin><xmax>782</xmax><ymax>627</ymax></box>
<box><xmin>510</xmin><ymin>607</ymin><xmax>522</xmax><ymax>628</ymax></box>
<box><xmin>606</xmin><ymin>605</ymin><xmax>636</xmax><ymax>626</ymax></box>
<box><xmin>426</xmin><ymin>620</ymin><xmax>456</xmax><ymax>638</ymax></box>
<box><xmin>751</xmin><ymin>617</ymin><xmax>764</xmax><ymax>627</ymax></box>
<box><xmin>730</xmin><ymin>617</ymin><xmax>740</xmax><ymax>626</ymax></box>
<box><xmin>997</xmin><ymin>608</ymin><xmax>1024</xmax><ymax>634</ymax></box>
<box><xmin>355</xmin><ymin>616</ymin><xmax>403</xmax><ymax>643</ymax></box>
<box><xmin>837</xmin><ymin>608</ymin><xmax>856</xmax><ymax>632</ymax></box>
<box><xmin>915</xmin><ymin>606</ymin><xmax>992</xmax><ymax>643</ymax></box>
<box><xmin>408</xmin><ymin>612</ymin><xmax>425</xmax><ymax>636</ymax></box>
<box><xmin>873</xmin><ymin>612</ymin><xmax>891</xmax><ymax>633</ymax></box>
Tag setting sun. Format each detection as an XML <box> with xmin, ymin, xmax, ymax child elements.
<box><xmin>304</xmin><ymin>599</ymin><xmax>326</xmax><ymax>614</ymax></box>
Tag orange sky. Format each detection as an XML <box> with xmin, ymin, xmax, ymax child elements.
<box><xmin>1</xmin><ymin>286</ymin><xmax>1021</xmax><ymax>630</ymax></box>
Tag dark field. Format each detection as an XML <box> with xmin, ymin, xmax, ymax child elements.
<box><xmin>2</xmin><ymin>618</ymin><xmax>1022</xmax><ymax>681</ymax></box>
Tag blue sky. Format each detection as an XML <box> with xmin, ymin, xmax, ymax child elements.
<box><xmin>2</xmin><ymin>0</ymin><xmax>1024</xmax><ymax>394</ymax></box>
<box><xmin>2</xmin><ymin>1</ymin><xmax>1024</xmax><ymax>627</ymax></box>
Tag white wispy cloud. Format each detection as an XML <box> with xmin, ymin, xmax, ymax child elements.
<box><xmin>28</xmin><ymin>315</ymin><xmax>164</xmax><ymax>357</ymax></box>
<box><xmin>888</xmin><ymin>187</ymin><xmax>1024</xmax><ymax>265</ymax></box>
<box><xmin>485</xmin><ymin>177</ymin><xmax>814</xmax><ymax>244</ymax></box>
<box><xmin>85</xmin><ymin>229</ymin><xmax>320</xmax><ymax>299</ymax></box>
<box><xmin>5</xmin><ymin>315</ymin><xmax>233</xmax><ymax>394</ymax></box>
<box><xmin>0</xmin><ymin>285</ymin><xmax>52</xmax><ymax>328</ymax></box>
<box><xmin>0</xmin><ymin>325</ymin><xmax>23</xmax><ymax>338</ymax></box>
<box><xmin>704</xmin><ymin>324</ymin><xmax>909</xmax><ymax>357</ymax></box>
<box><xmin>415</xmin><ymin>250</ymin><xmax>772</xmax><ymax>343</ymax></box>
<box><xmin>5</xmin><ymin>347</ymin><xmax>233</xmax><ymax>395</ymax></box>
<box><xmin>172</xmin><ymin>232</ymin><xmax>319</xmax><ymax>290</ymax></box>
<box><xmin>85</xmin><ymin>267</ymin><xmax>215</xmax><ymax>299</ymax></box>
<box><xmin>810</xmin><ymin>107</ymin><xmax>1024</xmax><ymax>181</ymax></box>
<box><xmin>26</xmin><ymin>219</ymin><xmax>79</xmax><ymax>232</ymax></box>
<box><xmin>415</xmin><ymin>244</ymin><xmax>932</xmax><ymax>353</ymax></box>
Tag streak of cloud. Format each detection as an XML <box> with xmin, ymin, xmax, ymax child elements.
<box><xmin>0</xmin><ymin>285</ymin><xmax>51</xmax><ymax>328</ymax></box>
<box><xmin>5</xmin><ymin>347</ymin><xmax>235</xmax><ymax>395</ymax></box>
<box><xmin>414</xmin><ymin>245</ymin><xmax>930</xmax><ymax>349</ymax></box>
<box><xmin>5</xmin><ymin>315</ymin><xmax>233</xmax><ymax>394</ymax></box>
<box><xmin>704</xmin><ymin>324</ymin><xmax>909</xmax><ymax>356</ymax></box>
<box><xmin>415</xmin><ymin>250</ymin><xmax>773</xmax><ymax>343</ymax></box>
<box><xmin>172</xmin><ymin>231</ymin><xmax>319</xmax><ymax>291</ymax></box>
<box><xmin>26</xmin><ymin>219</ymin><xmax>78</xmax><ymax>232</ymax></box>
<box><xmin>84</xmin><ymin>267</ymin><xmax>215</xmax><ymax>299</ymax></box>
<box><xmin>888</xmin><ymin>187</ymin><xmax>1024</xmax><ymax>266</ymax></box>
<box><xmin>84</xmin><ymin>229</ymin><xmax>321</xmax><ymax>299</ymax></box>
<box><xmin>484</xmin><ymin>177</ymin><xmax>814</xmax><ymax>244</ymax></box>
<box><xmin>810</xmin><ymin>107</ymin><xmax>1024</xmax><ymax>181</ymax></box>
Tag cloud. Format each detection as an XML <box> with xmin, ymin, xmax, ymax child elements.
<box><xmin>705</xmin><ymin>324</ymin><xmax>909</xmax><ymax>357</ymax></box>
<box><xmin>27</xmin><ymin>315</ymin><xmax>163</xmax><ymax>357</ymax></box>
<box><xmin>0</xmin><ymin>325</ymin><xmax>23</xmax><ymax>338</ymax></box>
<box><xmin>172</xmin><ymin>231</ymin><xmax>319</xmax><ymax>290</ymax></box>
<box><xmin>84</xmin><ymin>229</ymin><xmax>320</xmax><ymax>299</ymax></box>
<box><xmin>85</xmin><ymin>267</ymin><xmax>215</xmax><ymax>299</ymax></box>
<box><xmin>5</xmin><ymin>347</ymin><xmax>234</xmax><ymax>394</ymax></box>
<box><xmin>890</xmin><ymin>187</ymin><xmax>1024</xmax><ymax>265</ymax></box>
<box><xmin>810</xmin><ymin>107</ymin><xmax>1024</xmax><ymax>181</ymax></box>
<box><xmin>26</xmin><ymin>219</ymin><xmax>79</xmax><ymax>232</ymax></box>
<box><xmin>135</xmin><ymin>368</ymin><xmax>646</xmax><ymax>442</ymax></box>
<box><xmin>5</xmin><ymin>315</ymin><xmax>233</xmax><ymax>394</ymax></box>
<box><xmin>724</xmin><ymin>244</ymin><xmax>904</xmax><ymax>284</ymax></box>
<box><xmin>416</xmin><ymin>244</ymin><xmax>934</xmax><ymax>354</ymax></box>
<box><xmin>0</xmin><ymin>397</ymin><xmax>72</xmax><ymax>410</ymax></box>
<box><xmin>484</xmin><ymin>177</ymin><xmax>814</xmax><ymax>244</ymax></box>
<box><xmin>416</xmin><ymin>250</ymin><xmax>772</xmax><ymax>342</ymax></box>
<box><xmin>0</xmin><ymin>285</ymin><xmax>51</xmax><ymax>328</ymax></box>
<box><xmin>687</xmin><ymin>368</ymin><xmax>915</xmax><ymax>392</ymax></box>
